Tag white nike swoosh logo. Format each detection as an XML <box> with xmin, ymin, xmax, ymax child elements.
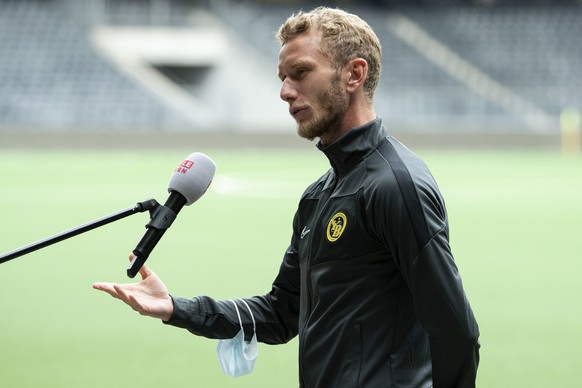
<box><xmin>300</xmin><ymin>226</ymin><xmax>311</xmax><ymax>239</ymax></box>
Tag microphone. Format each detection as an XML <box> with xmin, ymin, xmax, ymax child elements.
<box><xmin>127</xmin><ymin>152</ymin><xmax>216</xmax><ymax>278</ymax></box>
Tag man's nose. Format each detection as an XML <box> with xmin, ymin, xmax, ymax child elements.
<box><xmin>280</xmin><ymin>80</ymin><xmax>297</xmax><ymax>102</ymax></box>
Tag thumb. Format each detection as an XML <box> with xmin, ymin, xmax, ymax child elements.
<box><xmin>139</xmin><ymin>264</ymin><xmax>153</xmax><ymax>280</ymax></box>
<box><xmin>128</xmin><ymin>253</ymin><xmax>152</xmax><ymax>280</ymax></box>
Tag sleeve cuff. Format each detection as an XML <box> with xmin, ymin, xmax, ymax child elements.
<box><xmin>162</xmin><ymin>295</ymin><xmax>202</xmax><ymax>330</ymax></box>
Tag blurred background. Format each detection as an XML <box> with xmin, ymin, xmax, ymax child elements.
<box><xmin>1</xmin><ymin>0</ymin><xmax>580</xmax><ymax>147</ymax></box>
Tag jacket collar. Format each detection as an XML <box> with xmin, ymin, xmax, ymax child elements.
<box><xmin>317</xmin><ymin>117</ymin><xmax>388</xmax><ymax>177</ymax></box>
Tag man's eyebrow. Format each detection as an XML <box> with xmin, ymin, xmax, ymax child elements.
<box><xmin>286</xmin><ymin>61</ymin><xmax>314</xmax><ymax>75</ymax></box>
<box><xmin>290</xmin><ymin>59</ymin><xmax>314</xmax><ymax>69</ymax></box>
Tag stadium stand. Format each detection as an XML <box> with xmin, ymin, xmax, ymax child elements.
<box><xmin>0</xmin><ymin>0</ymin><xmax>580</xmax><ymax>136</ymax></box>
<box><xmin>0</xmin><ymin>0</ymin><xmax>211</xmax><ymax>131</ymax></box>
<box><xmin>400</xmin><ymin>5</ymin><xmax>582</xmax><ymax>125</ymax></box>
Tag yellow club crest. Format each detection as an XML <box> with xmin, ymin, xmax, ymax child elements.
<box><xmin>326</xmin><ymin>212</ymin><xmax>347</xmax><ymax>242</ymax></box>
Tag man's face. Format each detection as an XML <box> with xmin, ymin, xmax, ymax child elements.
<box><xmin>277</xmin><ymin>30</ymin><xmax>349</xmax><ymax>141</ymax></box>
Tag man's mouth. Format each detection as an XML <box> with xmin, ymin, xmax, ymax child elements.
<box><xmin>290</xmin><ymin>106</ymin><xmax>307</xmax><ymax>118</ymax></box>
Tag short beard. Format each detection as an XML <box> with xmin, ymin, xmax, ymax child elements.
<box><xmin>297</xmin><ymin>74</ymin><xmax>348</xmax><ymax>142</ymax></box>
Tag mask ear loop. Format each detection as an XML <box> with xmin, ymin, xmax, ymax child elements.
<box><xmin>238</xmin><ymin>299</ymin><xmax>255</xmax><ymax>334</ymax></box>
<box><xmin>229</xmin><ymin>300</ymin><xmax>243</xmax><ymax>331</ymax></box>
<box><xmin>238</xmin><ymin>299</ymin><xmax>258</xmax><ymax>360</ymax></box>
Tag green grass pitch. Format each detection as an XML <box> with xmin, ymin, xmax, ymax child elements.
<box><xmin>1</xmin><ymin>146</ymin><xmax>581</xmax><ymax>387</ymax></box>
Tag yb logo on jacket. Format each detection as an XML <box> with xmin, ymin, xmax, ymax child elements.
<box><xmin>326</xmin><ymin>212</ymin><xmax>347</xmax><ymax>242</ymax></box>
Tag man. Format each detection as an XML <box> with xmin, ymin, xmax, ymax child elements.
<box><xmin>94</xmin><ymin>7</ymin><xmax>480</xmax><ymax>387</ymax></box>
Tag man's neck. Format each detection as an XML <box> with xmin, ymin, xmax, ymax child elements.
<box><xmin>319</xmin><ymin>108</ymin><xmax>376</xmax><ymax>146</ymax></box>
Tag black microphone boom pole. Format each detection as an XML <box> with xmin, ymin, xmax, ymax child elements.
<box><xmin>1</xmin><ymin>152</ymin><xmax>216</xmax><ymax>276</ymax></box>
<box><xmin>0</xmin><ymin>199</ymin><xmax>159</xmax><ymax>265</ymax></box>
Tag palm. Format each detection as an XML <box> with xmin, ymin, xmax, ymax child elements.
<box><xmin>133</xmin><ymin>270</ymin><xmax>171</xmax><ymax>316</ymax></box>
<box><xmin>93</xmin><ymin>265</ymin><xmax>173</xmax><ymax>321</ymax></box>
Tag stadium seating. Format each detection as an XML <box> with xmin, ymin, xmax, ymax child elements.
<box><xmin>0</xmin><ymin>0</ymin><xmax>186</xmax><ymax>130</ymax></box>
<box><xmin>0</xmin><ymin>0</ymin><xmax>580</xmax><ymax>133</ymax></box>
<box><xmin>401</xmin><ymin>5</ymin><xmax>582</xmax><ymax>122</ymax></box>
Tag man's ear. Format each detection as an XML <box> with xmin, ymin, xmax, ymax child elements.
<box><xmin>345</xmin><ymin>58</ymin><xmax>368</xmax><ymax>93</ymax></box>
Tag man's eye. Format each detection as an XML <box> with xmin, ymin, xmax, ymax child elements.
<box><xmin>291</xmin><ymin>70</ymin><xmax>307</xmax><ymax>81</ymax></box>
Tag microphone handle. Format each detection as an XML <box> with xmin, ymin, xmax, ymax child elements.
<box><xmin>128</xmin><ymin>191</ymin><xmax>187</xmax><ymax>278</ymax></box>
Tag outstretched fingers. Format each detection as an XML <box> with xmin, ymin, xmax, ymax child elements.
<box><xmin>92</xmin><ymin>282</ymin><xmax>120</xmax><ymax>298</ymax></box>
<box><xmin>93</xmin><ymin>255</ymin><xmax>173</xmax><ymax>320</ymax></box>
<box><xmin>112</xmin><ymin>283</ymin><xmax>141</xmax><ymax>312</ymax></box>
<box><xmin>93</xmin><ymin>281</ymin><xmax>137</xmax><ymax>306</ymax></box>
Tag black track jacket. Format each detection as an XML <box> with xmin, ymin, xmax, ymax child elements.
<box><xmin>166</xmin><ymin>118</ymin><xmax>480</xmax><ymax>387</ymax></box>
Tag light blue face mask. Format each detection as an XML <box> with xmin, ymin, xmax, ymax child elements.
<box><xmin>216</xmin><ymin>299</ymin><xmax>258</xmax><ymax>377</ymax></box>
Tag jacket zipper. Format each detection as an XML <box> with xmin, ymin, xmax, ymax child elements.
<box><xmin>299</xmin><ymin>173</ymin><xmax>338</xmax><ymax>385</ymax></box>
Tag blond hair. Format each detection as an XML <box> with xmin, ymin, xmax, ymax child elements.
<box><xmin>276</xmin><ymin>7</ymin><xmax>382</xmax><ymax>103</ymax></box>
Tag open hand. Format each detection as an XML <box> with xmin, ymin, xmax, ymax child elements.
<box><xmin>93</xmin><ymin>255</ymin><xmax>174</xmax><ymax>321</ymax></box>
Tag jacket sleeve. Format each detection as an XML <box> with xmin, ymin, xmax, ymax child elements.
<box><xmin>374</xmin><ymin>148</ymin><xmax>480</xmax><ymax>387</ymax></box>
<box><xmin>164</xmin><ymin>215</ymin><xmax>302</xmax><ymax>345</ymax></box>
<box><xmin>410</xmin><ymin>228</ymin><xmax>481</xmax><ymax>387</ymax></box>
